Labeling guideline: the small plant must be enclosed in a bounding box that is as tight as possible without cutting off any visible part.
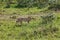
[20,31,27,36]
[49,27,59,33]
[7,33,12,36]
[41,13,55,24]
[33,31,37,35]
[5,3,10,8]
[2,10,5,12]
[10,16,16,19]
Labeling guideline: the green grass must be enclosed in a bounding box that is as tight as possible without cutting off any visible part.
[0,1,60,40]
[0,5,49,15]
[0,12,60,40]
[0,6,60,40]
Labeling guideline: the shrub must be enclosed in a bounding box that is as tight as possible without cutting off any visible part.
[41,13,55,24]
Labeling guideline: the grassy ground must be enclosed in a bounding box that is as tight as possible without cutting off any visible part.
[0,7,60,40]
[0,6,49,15]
